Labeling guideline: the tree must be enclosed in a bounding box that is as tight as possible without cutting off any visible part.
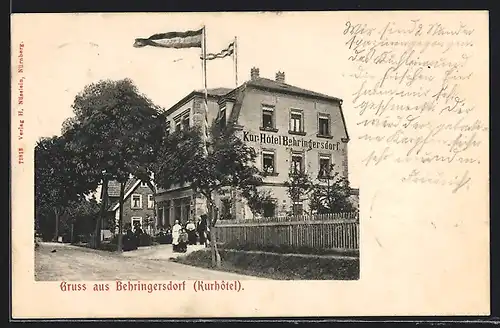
[35,136,98,241]
[240,188,274,218]
[63,78,166,250]
[64,196,101,242]
[283,167,315,215]
[154,122,266,267]
[310,164,357,214]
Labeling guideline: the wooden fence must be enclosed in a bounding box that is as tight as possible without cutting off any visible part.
[215,212,359,251]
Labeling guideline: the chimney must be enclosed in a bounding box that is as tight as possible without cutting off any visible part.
[250,67,260,80]
[275,71,285,83]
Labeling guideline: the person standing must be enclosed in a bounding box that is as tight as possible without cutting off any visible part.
[171,220,181,252]
[198,214,209,247]
[185,220,196,245]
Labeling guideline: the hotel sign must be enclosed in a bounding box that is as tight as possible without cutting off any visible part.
[242,131,341,151]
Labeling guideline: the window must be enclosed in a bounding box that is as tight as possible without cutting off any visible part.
[174,199,182,222]
[262,150,276,174]
[182,114,190,130]
[157,207,164,227]
[291,153,304,173]
[182,197,191,222]
[318,114,331,136]
[140,181,148,187]
[163,200,171,227]
[319,155,332,178]
[292,202,303,215]
[263,201,276,218]
[290,110,304,133]
[131,217,142,230]
[261,105,275,130]
[175,119,181,132]
[147,194,154,209]
[221,198,233,220]
[219,107,226,129]
[131,194,142,209]
[166,121,171,135]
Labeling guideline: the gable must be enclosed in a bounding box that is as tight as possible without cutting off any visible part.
[109,179,140,211]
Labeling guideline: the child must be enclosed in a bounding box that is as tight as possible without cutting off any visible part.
[177,229,189,253]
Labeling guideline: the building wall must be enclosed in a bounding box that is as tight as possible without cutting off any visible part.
[154,86,350,222]
[155,188,196,227]
[236,87,348,180]
[113,183,155,232]
[155,94,221,226]
[229,87,349,216]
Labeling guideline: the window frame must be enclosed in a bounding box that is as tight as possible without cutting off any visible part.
[292,201,304,215]
[317,113,332,138]
[220,197,233,220]
[131,194,143,209]
[163,200,171,226]
[260,105,278,132]
[291,151,304,173]
[289,108,306,135]
[219,106,227,129]
[166,121,171,135]
[262,149,277,175]
[174,119,182,132]
[147,194,154,209]
[181,113,190,131]
[318,154,332,178]
[262,199,277,218]
[173,198,182,222]
[131,216,143,229]
[182,197,191,222]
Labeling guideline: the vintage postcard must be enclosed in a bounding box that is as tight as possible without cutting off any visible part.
[11,11,489,318]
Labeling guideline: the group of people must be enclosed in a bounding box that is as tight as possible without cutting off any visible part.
[171,214,210,253]
[121,222,145,251]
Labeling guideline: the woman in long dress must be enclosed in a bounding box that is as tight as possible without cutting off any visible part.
[197,215,208,247]
[171,220,182,252]
[185,220,197,245]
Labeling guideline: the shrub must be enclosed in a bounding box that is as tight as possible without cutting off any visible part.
[221,241,359,257]
[176,249,360,280]
[154,233,172,244]
[62,234,72,243]
[107,232,154,250]
[74,234,90,244]
[109,233,138,251]
[99,242,118,252]
[138,233,153,247]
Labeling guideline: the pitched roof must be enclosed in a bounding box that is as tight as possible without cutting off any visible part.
[103,177,144,211]
[165,88,233,117]
[226,77,348,140]
[167,76,348,138]
[109,178,145,212]
[246,77,342,102]
[227,84,248,124]
[195,87,233,97]
[107,178,138,198]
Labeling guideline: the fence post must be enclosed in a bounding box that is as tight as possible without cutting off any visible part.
[214,212,359,251]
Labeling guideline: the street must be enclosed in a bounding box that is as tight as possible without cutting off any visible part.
[35,242,264,281]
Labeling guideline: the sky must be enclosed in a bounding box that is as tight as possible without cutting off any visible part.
[10,12,491,316]
[14,12,363,187]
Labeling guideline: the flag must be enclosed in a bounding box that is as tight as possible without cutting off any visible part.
[133,28,203,49]
[201,42,234,60]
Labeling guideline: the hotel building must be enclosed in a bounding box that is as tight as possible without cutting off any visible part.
[155,67,350,226]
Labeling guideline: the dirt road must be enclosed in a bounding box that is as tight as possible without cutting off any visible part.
[35,242,264,281]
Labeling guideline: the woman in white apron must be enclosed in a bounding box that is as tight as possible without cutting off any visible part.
[171,220,182,252]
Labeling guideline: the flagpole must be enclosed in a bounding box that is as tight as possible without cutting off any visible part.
[201,26,209,155]
[233,36,238,87]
